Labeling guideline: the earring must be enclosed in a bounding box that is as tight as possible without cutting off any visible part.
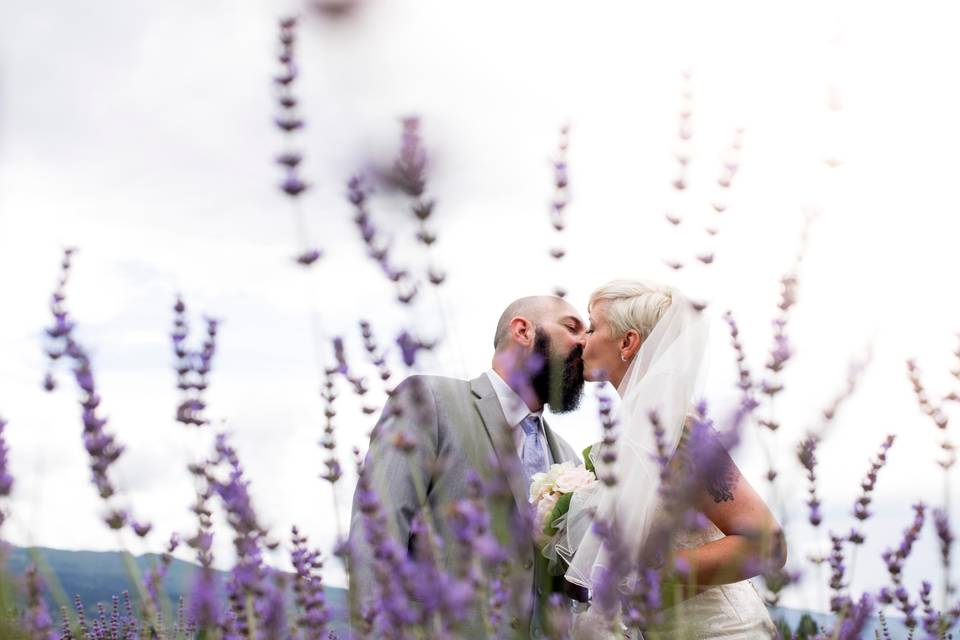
[621,354,627,362]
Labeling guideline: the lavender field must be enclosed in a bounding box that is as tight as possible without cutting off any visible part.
[1,0,959,638]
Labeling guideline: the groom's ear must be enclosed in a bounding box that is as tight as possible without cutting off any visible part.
[509,316,535,346]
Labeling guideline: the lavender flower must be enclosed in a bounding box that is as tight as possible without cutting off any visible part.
[879,503,926,628]
[392,116,428,198]
[273,14,326,272]
[882,503,925,586]
[797,435,822,527]
[257,568,288,639]
[319,371,343,485]
[310,0,362,19]
[359,319,395,397]
[392,116,446,288]
[849,434,895,544]
[837,593,874,640]
[144,533,179,611]
[766,318,792,376]
[347,174,419,303]
[274,16,309,200]
[722,310,754,394]
[22,563,55,639]
[671,72,693,193]
[933,507,955,596]
[291,526,331,640]
[42,249,150,536]
[906,359,955,470]
[296,248,323,265]
[548,124,571,298]
[584,385,618,487]
[486,565,509,633]
[172,296,219,427]
[188,560,221,632]
[207,434,271,634]
[0,417,11,529]
[396,330,433,368]
[827,531,852,613]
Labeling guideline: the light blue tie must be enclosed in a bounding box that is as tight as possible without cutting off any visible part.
[520,414,548,483]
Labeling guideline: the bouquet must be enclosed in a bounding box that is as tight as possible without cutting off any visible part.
[529,445,599,571]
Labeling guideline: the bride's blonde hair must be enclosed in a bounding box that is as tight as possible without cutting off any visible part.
[588,279,673,342]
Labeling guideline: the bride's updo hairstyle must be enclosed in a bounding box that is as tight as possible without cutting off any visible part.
[588,279,673,343]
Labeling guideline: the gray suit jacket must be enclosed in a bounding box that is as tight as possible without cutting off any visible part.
[348,373,580,638]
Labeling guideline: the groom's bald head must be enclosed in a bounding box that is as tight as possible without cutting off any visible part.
[493,295,580,351]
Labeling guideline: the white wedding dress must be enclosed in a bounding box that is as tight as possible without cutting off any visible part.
[640,511,777,639]
[565,460,777,640]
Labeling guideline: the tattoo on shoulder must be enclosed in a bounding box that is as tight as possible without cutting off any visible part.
[706,462,737,503]
[677,424,740,503]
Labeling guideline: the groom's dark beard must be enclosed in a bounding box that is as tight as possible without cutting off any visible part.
[531,328,585,413]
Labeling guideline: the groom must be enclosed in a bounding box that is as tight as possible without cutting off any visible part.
[348,295,587,638]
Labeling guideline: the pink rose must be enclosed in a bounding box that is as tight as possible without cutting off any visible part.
[534,492,560,545]
[553,464,596,494]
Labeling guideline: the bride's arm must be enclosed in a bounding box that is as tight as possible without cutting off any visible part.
[667,446,786,598]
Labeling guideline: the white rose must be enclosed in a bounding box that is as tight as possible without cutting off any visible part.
[529,461,575,501]
[529,472,550,502]
[553,464,596,494]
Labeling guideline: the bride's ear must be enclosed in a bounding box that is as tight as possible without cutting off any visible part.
[620,330,641,361]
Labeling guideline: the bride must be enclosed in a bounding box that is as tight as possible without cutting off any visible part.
[560,279,785,639]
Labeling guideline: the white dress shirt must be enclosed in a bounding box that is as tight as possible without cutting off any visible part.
[484,369,553,464]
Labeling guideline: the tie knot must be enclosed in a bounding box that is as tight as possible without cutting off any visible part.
[520,414,540,436]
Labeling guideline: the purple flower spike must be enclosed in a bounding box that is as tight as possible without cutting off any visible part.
[291,526,331,639]
[346,173,422,300]
[274,14,324,262]
[837,593,874,640]
[392,116,428,197]
[0,417,13,510]
[906,359,956,471]
[548,124,571,295]
[281,172,309,196]
[207,432,271,633]
[722,311,755,401]
[172,297,219,428]
[797,435,821,527]
[43,249,149,536]
[310,0,362,19]
[396,330,427,368]
[295,248,323,266]
[23,564,54,639]
[933,508,955,590]
[275,151,303,168]
[849,434,896,544]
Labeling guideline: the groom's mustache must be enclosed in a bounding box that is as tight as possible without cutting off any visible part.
[568,345,584,374]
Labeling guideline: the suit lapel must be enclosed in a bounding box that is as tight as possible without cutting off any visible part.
[541,417,566,464]
[470,374,531,511]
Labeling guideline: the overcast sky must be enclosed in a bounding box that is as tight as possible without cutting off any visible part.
[2,0,959,614]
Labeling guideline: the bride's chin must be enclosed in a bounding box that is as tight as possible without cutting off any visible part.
[583,367,609,383]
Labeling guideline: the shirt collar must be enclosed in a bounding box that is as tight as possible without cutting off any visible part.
[484,369,540,428]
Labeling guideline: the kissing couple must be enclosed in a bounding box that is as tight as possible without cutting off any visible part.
[348,279,787,639]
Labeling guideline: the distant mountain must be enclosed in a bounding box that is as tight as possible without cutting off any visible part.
[769,604,917,640]
[1,547,936,639]
[3,546,349,637]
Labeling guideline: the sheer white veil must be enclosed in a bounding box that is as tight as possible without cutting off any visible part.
[564,287,710,590]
